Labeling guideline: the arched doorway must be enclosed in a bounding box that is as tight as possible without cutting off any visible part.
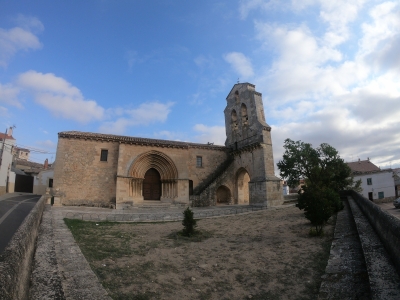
[237,168,250,204]
[143,168,161,200]
[216,185,231,205]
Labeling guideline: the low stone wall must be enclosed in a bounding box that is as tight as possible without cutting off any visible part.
[345,190,400,276]
[283,194,297,203]
[0,195,46,300]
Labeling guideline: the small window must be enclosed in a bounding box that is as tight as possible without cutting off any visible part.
[378,192,384,199]
[367,178,372,185]
[48,178,53,188]
[196,156,202,167]
[100,149,108,161]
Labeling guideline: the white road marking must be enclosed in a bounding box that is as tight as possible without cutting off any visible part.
[0,197,38,225]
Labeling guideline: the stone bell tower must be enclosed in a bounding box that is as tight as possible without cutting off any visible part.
[224,83,283,206]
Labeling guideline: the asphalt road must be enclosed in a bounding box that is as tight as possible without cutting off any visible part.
[0,193,41,254]
[376,201,400,220]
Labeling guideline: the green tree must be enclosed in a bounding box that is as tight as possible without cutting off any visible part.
[277,139,360,234]
[182,207,197,237]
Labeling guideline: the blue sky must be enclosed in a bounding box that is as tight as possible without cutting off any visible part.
[1,0,399,171]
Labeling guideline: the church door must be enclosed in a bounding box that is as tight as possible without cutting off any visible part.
[143,168,162,200]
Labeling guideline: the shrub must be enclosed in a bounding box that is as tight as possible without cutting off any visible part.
[182,207,197,237]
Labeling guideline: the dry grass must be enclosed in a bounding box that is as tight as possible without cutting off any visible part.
[65,205,334,300]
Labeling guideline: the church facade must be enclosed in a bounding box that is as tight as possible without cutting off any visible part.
[53,83,283,209]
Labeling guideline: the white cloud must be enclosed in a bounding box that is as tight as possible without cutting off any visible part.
[0,16,43,67]
[0,106,8,117]
[17,70,105,123]
[193,124,225,145]
[36,139,57,149]
[224,52,254,79]
[237,1,400,172]
[0,83,22,108]
[99,102,174,134]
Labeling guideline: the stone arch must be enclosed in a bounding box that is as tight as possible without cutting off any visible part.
[128,150,178,201]
[129,150,178,180]
[236,168,250,204]
[241,103,248,125]
[231,109,238,130]
[216,185,231,205]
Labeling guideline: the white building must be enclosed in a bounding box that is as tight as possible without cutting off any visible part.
[347,159,396,202]
[0,127,16,195]
[33,168,54,195]
[13,147,30,161]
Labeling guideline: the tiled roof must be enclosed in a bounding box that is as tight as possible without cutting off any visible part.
[347,160,380,173]
[0,133,15,140]
[15,147,30,152]
[15,158,50,169]
[58,131,228,151]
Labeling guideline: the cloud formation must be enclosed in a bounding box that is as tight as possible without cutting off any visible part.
[236,0,400,170]
[99,102,175,134]
[224,52,254,79]
[17,70,105,123]
[0,15,43,67]
[193,124,226,145]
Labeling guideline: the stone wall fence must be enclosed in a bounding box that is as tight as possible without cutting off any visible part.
[344,190,400,276]
[0,195,47,300]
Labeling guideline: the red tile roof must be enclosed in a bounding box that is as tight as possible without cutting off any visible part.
[347,160,380,173]
[0,133,15,140]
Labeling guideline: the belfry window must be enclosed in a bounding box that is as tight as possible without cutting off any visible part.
[100,149,108,161]
[241,103,248,125]
[231,109,238,130]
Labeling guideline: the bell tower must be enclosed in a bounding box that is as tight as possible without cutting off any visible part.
[224,83,283,206]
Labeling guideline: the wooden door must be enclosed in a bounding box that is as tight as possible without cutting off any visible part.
[143,168,161,200]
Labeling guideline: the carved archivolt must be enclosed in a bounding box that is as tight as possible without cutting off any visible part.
[128,150,179,199]
[129,150,178,180]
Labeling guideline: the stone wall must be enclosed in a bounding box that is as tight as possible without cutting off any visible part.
[191,160,235,207]
[345,190,400,276]
[55,135,230,208]
[0,196,46,300]
[54,138,119,207]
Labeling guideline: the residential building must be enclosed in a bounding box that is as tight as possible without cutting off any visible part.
[0,127,16,195]
[347,159,396,202]
[13,147,30,161]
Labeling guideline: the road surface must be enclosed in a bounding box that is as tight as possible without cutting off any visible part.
[0,193,41,254]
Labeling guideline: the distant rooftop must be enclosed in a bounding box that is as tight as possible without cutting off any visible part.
[347,159,381,174]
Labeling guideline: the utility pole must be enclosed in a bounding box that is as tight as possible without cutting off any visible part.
[0,128,6,168]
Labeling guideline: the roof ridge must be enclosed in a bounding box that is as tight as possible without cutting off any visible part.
[58,131,228,151]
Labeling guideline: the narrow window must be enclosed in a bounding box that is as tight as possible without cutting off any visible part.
[189,180,193,195]
[378,191,384,199]
[367,178,372,185]
[100,149,108,161]
[196,156,202,167]
[48,178,53,188]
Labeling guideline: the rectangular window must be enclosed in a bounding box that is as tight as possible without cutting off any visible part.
[367,178,372,185]
[196,156,202,167]
[100,149,108,162]
[48,178,53,188]
[378,192,384,199]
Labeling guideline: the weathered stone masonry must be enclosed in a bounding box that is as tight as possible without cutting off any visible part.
[53,83,283,208]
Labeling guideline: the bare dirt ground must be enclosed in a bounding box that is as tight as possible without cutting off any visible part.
[66,205,334,300]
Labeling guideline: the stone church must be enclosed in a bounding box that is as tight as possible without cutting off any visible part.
[53,83,283,209]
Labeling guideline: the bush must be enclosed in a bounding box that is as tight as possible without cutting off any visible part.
[297,186,342,235]
[182,207,197,237]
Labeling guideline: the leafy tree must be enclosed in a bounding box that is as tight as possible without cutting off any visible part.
[182,207,197,237]
[277,139,360,235]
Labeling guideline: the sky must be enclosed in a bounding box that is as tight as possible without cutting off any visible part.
[0,0,399,172]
